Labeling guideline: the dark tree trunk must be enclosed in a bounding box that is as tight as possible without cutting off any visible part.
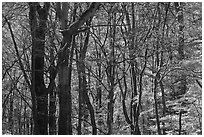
[29,2,50,135]
[174,3,186,134]
[178,111,182,135]
[30,117,33,134]
[153,77,161,135]
[122,4,142,134]
[75,40,86,135]
[48,36,57,135]
[174,2,187,98]
[76,46,82,134]
[154,44,162,135]
[77,26,97,134]
[106,10,117,135]
[57,2,100,135]
[58,32,73,135]
[48,91,56,135]
[56,2,72,135]
[19,97,22,134]
[77,66,82,135]
[96,51,102,109]
[95,43,103,132]
[160,4,169,126]
[8,91,13,134]
[152,4,163,135]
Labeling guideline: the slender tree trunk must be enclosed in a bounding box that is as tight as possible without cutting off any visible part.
[160,4,169,124]
[95,44,103,132]
[48,37,57,135]
[178,111,182,135]
[118,56,135,133]
[107,84,114,135]
[96,50,102,109]
[48,91,56,135]
[131,4,138,132]
[174,2,187,98]
[8,91,13,134]
[106,10,116,135]
[152,4,162,135]
[26,117,30,134]
[154,51,161,135]
[23,101,26,134]
[174,3,186,135]
[19,97,22,134]
[76,63,82,135]
[29,2,50,134]
[77,24,97,134]
[29,3,38,134]
[153,76,161,135]
[30,117,33,134]
[75,6,82,135]
[76,38,87,135]
[159,52,166,134]
[57,2,100,135]
[78,3,100,135]
[122,4,141,134]
[154,44,161,135]
[76,48,82,134]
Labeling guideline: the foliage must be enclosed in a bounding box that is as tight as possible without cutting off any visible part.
[2,2,202,135]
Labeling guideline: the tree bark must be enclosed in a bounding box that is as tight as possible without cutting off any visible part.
[76,24,97,134]
[122,4,141,134]
[174,3,186,135]
[178,111,182,135]
[58,32,73,135]
[48,38,57,135]
[106,10,116,135]
[57,2,100,135]
[29,2,50,134]
[153,76,161,135]
[8,91,13,134]
[76,51,83,134]
[174,2,187,98]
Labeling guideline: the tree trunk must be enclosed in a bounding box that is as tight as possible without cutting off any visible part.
[174,2,187,98]
[57,3,100,134]
[96,50,102,109]
[77,65,83,135]
[19,96,22,134]
[76,37,88,135]
[106,10,116,135]
[76,25,97,134]
[118,58,135,134]
[29,2,50,134]
[153,47,161,135]
[48,34,57,135]
[159,52,167,134]
[8,91,13,134]
[122,4,142,134]
[178,111,182,135]
[48,91,56,135]
[58,32,73,135]
[153,76,161,135]
[57,2,72,134]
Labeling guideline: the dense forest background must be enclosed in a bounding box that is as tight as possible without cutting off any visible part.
[2,2,202,135]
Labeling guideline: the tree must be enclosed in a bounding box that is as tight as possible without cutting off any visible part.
[56,2,100,135]
[29,2,50,134]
